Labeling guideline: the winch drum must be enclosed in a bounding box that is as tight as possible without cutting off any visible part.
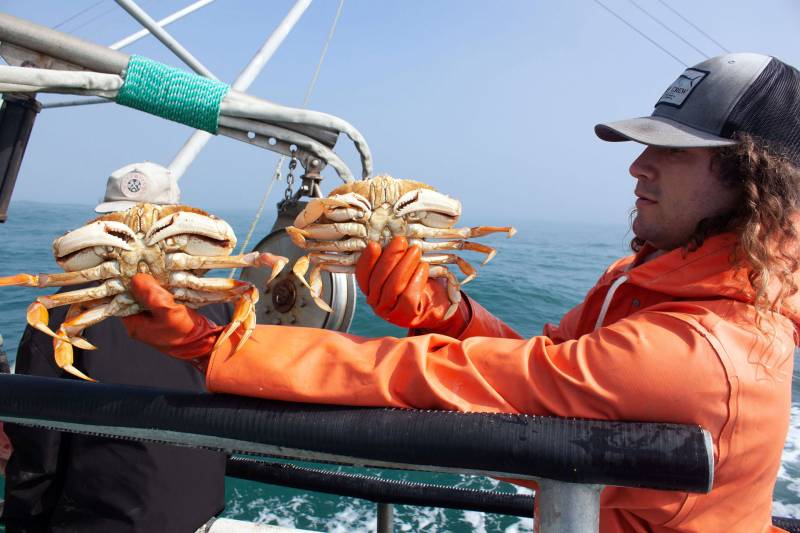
[239,202,356,332]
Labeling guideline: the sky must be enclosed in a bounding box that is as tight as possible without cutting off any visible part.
[1,0,799,227]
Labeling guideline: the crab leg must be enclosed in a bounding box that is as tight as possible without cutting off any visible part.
[166,252,287,283]
[406,224,516,240]
[306,263,355,312]
[422,254,477,285]
[52,299,107,351]
[0,273,42,287]
[36,280,127,309]
[310,252,360,265]
[166,279,256,354]
[286,223,367,248]
[169,272,253,292]
[0,262,124,289]
[428,266,462,320]
[169,275,264,348]
[171,287,248,306]
[54,294,139,382]
[292,238,368,253]
[25,301,78,346]
[290,252,358,290]
[24,280,126,349]
[38,262,122,287]
[212,284,259,353]
[409,239,498,265]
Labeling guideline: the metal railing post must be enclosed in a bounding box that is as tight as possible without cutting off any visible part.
[377,502,393,533]
[536,479,603,533]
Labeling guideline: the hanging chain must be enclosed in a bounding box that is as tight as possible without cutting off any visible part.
[283,148,298,202]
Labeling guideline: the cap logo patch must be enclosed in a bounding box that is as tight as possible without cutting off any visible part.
[121,172,148,199]
[656,68,708,108]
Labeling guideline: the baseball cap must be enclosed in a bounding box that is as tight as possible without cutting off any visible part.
[595,52,800,165]
[95,161,180,213]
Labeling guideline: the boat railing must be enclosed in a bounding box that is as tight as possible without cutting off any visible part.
[0,373,717,532]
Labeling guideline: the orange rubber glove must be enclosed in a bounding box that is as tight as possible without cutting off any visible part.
[355,236,470,337]
[123,273,223,362]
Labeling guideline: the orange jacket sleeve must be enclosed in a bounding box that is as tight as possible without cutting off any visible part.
[452,292,583,344]
[205,307,729,438]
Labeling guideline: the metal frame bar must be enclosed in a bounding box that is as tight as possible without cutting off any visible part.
[114,0,216,78]
[0,13,128,73]
[168,0,313,180]
[110,0,216,50]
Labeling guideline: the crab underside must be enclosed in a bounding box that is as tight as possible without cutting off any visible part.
[285,174,515,317]
[0,203,287,381]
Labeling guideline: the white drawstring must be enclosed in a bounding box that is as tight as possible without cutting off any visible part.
[594,275,629,330]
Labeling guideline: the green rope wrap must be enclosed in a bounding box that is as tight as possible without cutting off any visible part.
[116,55,229,133]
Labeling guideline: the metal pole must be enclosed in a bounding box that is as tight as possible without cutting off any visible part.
[0,13,129,74]
[168,0,313,181]
[536,479,603,533]
[114,0,216,79]
[42,97,111,109]
[377,503,393,533]
[230,0,312,92]
[110,0,216,50]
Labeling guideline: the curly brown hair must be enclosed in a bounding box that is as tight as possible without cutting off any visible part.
[631,134,800,320]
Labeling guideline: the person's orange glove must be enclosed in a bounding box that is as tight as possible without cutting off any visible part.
[355,236,470,337]
[123,273,223,361]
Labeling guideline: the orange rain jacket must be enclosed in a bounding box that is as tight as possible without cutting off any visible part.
[205,232,797,532]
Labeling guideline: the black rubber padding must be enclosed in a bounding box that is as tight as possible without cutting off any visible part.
[0,374,712,492]
[774,516,800,533]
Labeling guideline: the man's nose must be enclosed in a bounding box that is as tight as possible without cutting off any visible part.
[629,147,654,182]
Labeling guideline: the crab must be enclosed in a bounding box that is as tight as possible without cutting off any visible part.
[0,203,287,382]
[285,174,515,318]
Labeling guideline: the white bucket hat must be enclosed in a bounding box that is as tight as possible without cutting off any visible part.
[95,161,180,213]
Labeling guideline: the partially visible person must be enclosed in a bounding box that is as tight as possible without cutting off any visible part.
[1,163,229,533]
[123,53,800,532]
[0,334,12,475]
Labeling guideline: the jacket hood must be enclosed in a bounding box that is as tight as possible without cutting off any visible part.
[610,232,800,326]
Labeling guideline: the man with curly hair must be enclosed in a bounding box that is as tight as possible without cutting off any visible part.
[123,53,800,532]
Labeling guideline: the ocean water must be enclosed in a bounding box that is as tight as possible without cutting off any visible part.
[0,200,798,532]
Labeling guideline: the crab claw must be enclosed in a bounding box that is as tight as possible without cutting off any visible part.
[395,188,462,229]
[54,220,134,271]
[293,194,371,228]
[255,253,288,283]
[293,197,349,228]
[147,211,237,256]
[54,335,96,382]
